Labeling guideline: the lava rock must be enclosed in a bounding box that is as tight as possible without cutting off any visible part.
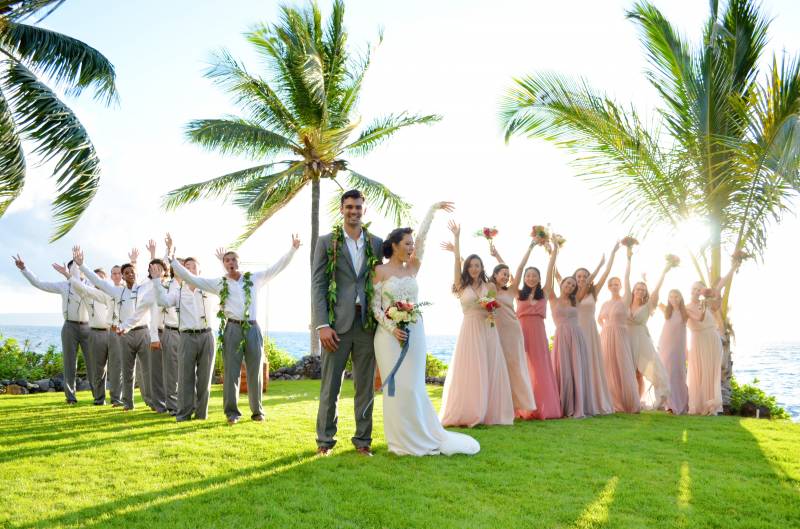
[76,378,92,391]
[14,378,28,387]
[5,384,28,395]
[740,401,758,417]
[35,379,51,391]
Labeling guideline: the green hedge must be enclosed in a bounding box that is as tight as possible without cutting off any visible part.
[213,337,296,377]
[0,334,85,380]
[729,376,789,419]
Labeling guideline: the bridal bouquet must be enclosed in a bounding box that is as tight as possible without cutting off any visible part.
[665,254,680,267]
[551,233,566,248]
[621,235,639,248]
[478,291,500,327]
[531,225,550,245]
[475,226,498,249]
[385,300,430,331]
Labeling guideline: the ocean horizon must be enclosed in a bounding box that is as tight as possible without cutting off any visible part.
[2,323,797,421]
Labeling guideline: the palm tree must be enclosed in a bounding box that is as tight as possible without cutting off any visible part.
[501,0,800,403]
[163,0,440,354]
[0,0,117,240]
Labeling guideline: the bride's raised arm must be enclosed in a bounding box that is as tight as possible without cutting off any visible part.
[411,201,454,272]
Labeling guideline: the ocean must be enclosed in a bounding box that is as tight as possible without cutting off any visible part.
[2,324,797,420]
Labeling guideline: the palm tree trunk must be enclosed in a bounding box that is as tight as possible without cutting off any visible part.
[309,176,321,356]
[709,213,732,407]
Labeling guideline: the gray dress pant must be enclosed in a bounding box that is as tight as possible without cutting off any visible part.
[108,333,123,406]
[148,330,167,413]
[315,320,376,449]
[161,327,181,413]
[222,321,264,420]
[176,330,215,421]
[61,321,91,403]
[88,328,110,404]
[136,341,152,407]
[121,327,150,410]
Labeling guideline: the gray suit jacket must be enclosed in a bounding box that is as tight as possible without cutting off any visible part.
[312,230,384,335]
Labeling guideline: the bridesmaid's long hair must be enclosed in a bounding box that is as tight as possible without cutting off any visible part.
[664,289,688,322]
[453,254,488,294]
[574,267,597,298]
[560,276,578,307]
[490,264,510,290]
[519,266,544,301]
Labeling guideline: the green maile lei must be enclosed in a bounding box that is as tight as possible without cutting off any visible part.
[325,223,379,330]
[217,271,254,357]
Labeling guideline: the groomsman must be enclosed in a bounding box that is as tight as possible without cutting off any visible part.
[150,237,181,415]
[171,235,300,425]
[151,244,216,421]
[144,241,168,414]
[74,247,160,411]
[12,254,91,404]
[106,265,125,406]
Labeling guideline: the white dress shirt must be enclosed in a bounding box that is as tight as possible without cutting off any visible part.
[70,277,113,329]
[152,278,215,331]
[80,264,159,342]
[20,268,89,323]
[171,247,296,321]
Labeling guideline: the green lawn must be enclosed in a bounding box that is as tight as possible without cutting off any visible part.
[1,381,798,529]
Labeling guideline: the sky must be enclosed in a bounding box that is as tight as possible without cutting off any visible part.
[1,0,799,352]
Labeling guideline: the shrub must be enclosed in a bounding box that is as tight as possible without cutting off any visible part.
[729,376,789,420]
[0,335,80,380]
[425,353,447,378]
[265,339,296,372]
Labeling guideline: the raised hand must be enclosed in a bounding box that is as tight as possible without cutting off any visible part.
[599,254,606,268]
[440,241,455,253]
[149,262,164,279]
[215,247,226,262]
[612,240,621,254]
[72,245,84,267]
[447,220,460,237]
[146,239,157,259]
[165,232,173,252]
[291,233,302,249]
[437,201,456,213]
[489,243,499,259]
[11,254,25,270]
[52,262,69,278]
[128,248,139,264]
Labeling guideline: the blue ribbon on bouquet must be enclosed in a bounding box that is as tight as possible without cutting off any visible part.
[361,327,411,419]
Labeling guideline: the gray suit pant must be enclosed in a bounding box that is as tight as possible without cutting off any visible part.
[88,328,110,404]
[161,327,181,413]
[107,333,123,405]
[223,322,264,420]
[177,330,215,421]
[316,321,376,449]
[61,321,91,403]
[121,328,150,409]
[148,330,167,412]
[136,340,152,407]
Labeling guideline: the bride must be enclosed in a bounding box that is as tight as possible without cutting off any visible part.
[371,201,480,456]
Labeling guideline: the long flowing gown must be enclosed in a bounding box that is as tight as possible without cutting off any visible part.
[658,310,689,415]
[440,282,515,427]
[373,276,480,455]
[495,289,537,417]
[551,300,592,418]
[577,295,614,415]
[598,296,640,413]
[517,297,562,419]
[627,304,671,408]
[687,307,723,416]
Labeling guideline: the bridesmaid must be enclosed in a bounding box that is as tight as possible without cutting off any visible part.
[573,242,621,415]
[658,290,690,415]
[438,221,514,427]
[498,241,561,419]
[598,274,640,413]
[686,259,739,415]
[544,238,591,418]
[488,245,537,419]
[626,246,673,409]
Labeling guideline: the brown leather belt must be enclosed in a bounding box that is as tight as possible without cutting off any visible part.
[181,328,211,334]
[227,319,257,325]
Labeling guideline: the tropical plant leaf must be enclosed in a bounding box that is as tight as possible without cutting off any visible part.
[0,21,117,103]
[343,169,412,225]
[185,117,298,159]
[345,112,441,156]
[2,61,100,240]
[233,170,307,247]
[0,87,25,216]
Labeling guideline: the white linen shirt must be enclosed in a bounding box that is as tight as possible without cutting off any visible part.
[70,277,113,329]
[152,278,215,331]
[345,229,366,304]
[20,268,89,323]
[171,247,296,321]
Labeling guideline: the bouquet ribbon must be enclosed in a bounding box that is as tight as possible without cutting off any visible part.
[361,327,412,418]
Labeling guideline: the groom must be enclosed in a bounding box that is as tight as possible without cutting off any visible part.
[312,189,383,456]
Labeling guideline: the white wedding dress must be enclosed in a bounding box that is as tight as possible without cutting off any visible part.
[372,274,480,456]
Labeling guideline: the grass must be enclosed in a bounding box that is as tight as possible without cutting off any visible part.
[1,381,798,529]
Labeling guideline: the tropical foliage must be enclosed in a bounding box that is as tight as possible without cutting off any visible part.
[0,0,117,240]
[163,0,440,253]
[501,0,800,330]
[729,375,789,419]
[0,334,81,380]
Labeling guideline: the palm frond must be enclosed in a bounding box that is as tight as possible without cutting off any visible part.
[184,117,298,159]
[0,87,25,215]
[232,170,307,247]
[344,112,441,156]
[232,161,305,211]
[343,169,412,225]
[161,162,291,211]
[0,1,63,22]
[2,61,100,240]
[0,22,117,104]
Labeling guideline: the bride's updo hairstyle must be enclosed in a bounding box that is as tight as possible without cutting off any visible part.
[383,227,413,259]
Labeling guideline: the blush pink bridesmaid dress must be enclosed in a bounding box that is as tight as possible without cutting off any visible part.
[550,300,590,418]
[598,297,640,413]
[517,296,562,419]
[439,283,515,427]
[495,289,537,418]
[577,295,614,415]
[687,307,723,415]
[658,309,689,415]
